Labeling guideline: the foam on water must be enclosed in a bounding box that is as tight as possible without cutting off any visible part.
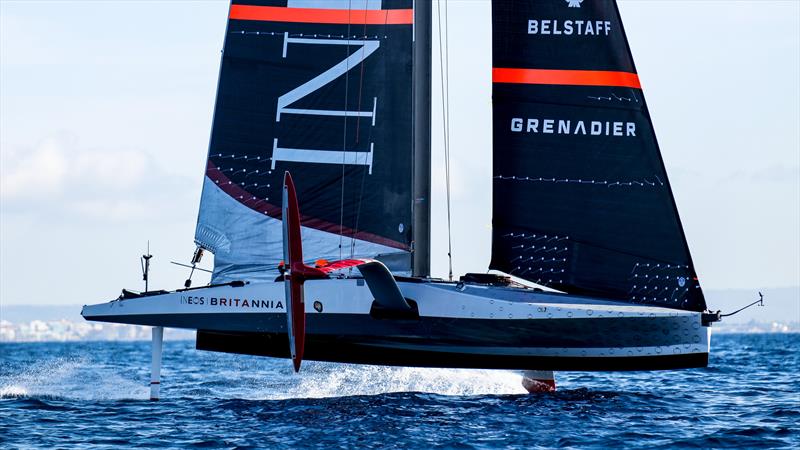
[1,357,84,399]
[0,343,526,401]
[270,365,528,399]
[0,355,147,401]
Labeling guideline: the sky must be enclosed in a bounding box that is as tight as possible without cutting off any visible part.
[1,0,798,310]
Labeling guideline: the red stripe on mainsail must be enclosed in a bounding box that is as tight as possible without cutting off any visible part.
[206,161,408,251]
[493,68,641,89]
[229,5,413,25]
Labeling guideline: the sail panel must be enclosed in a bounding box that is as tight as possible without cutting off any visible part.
[196,0,415,282]
[490,0,706,312]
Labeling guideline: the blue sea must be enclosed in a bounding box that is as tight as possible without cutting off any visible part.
[1,334,798,449]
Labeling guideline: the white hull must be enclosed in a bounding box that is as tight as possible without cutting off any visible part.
[82,278,711,371]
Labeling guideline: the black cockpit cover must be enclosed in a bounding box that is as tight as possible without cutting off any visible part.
[195,0,414,283]
[490,0,706,311]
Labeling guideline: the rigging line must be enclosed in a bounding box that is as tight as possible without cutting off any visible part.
[339,0,354,261]
[349,149,371,259]
[348,7,374,259]
[437,0,454,281]
[354,16,369,145]
[444,0,453,281]
[348,146,370,259]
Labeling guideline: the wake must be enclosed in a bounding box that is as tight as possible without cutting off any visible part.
[272,364,528,399]
[0,356,147,401]
[1,350,528,401]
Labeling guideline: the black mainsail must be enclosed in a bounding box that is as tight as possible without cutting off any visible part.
[490,0,706,312]
[195,0,417,283]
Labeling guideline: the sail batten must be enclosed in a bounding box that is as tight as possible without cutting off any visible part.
[490,0,706,312]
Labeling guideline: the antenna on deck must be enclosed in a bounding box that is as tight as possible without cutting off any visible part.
[183,246,205,288]
[141,241,153,292]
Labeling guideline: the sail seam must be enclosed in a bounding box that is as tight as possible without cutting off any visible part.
[494,175,664,188]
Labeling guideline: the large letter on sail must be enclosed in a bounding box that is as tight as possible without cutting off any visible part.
[272,35,380,172]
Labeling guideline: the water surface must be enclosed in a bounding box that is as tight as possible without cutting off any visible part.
[1,334,797,448]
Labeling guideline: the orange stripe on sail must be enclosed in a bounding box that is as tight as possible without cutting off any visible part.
[493,68,641,89]
[229,5,413,25]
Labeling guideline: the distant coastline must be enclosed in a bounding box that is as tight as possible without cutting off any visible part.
[711,320,799,334]
[0,318,194,342]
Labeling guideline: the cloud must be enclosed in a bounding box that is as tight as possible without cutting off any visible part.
[749,165,800,184]
[1,133,195,222]
[1,134,150,199]
[70,199,150,222]
[0,136,68,198]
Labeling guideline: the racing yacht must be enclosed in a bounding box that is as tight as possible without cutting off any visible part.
[83,0,719,399]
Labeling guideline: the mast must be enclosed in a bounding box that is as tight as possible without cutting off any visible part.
[412,0,432,277]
